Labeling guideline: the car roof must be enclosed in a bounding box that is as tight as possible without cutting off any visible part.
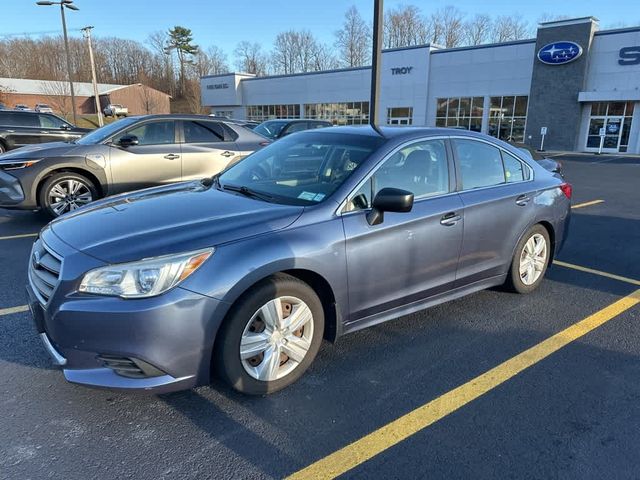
[315,125,489,140]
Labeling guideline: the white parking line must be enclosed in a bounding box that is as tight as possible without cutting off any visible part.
[0,233,38,241]
[0,305,29,316]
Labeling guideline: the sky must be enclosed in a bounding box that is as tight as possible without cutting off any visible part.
[3,0,639,60]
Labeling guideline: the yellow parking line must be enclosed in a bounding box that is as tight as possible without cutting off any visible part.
[554,260,640,286]
[571,199,604,209]
[0,233,38,241]
[286,290,640,480]
[0,305,29,316]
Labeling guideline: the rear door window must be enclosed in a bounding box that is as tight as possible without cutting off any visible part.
[502,151,529,182]
[39,114,66,129]
[183,121,225,143]
[453,138,506,190]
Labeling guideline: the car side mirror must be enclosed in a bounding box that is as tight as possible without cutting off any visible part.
[61,124,71,130]
[118,135,139,148]
[366,188,414,226]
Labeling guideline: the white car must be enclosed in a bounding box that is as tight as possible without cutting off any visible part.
[14,104,30,111]
[35,104,54,113]
[103,104,128,117]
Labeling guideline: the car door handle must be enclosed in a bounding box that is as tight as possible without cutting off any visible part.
[440,212,461,226]
[516,195,531,206]
[221,151,234,158]
[164,154,180,160]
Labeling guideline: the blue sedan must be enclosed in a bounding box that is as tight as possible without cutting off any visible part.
[27,127,571,394]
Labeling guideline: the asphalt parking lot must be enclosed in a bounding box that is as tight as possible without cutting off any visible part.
[1,152,639,479]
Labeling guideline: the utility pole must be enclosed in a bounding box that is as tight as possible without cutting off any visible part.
[37,0,79,125]
[369,0,383,131]
[82,26,103,126]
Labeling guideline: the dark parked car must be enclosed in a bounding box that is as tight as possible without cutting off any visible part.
[254,118,332,140]
[508,141,564,177]
[0,114,269,217]
[0,110,90,154]
[27,127,571,395]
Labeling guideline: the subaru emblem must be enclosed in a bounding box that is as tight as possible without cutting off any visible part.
[537,41,583,65]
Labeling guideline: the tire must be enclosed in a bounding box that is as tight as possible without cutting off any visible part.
[39,172,98,218]
[505,224,551,294]
[214,273,325,395]
[0,141,5,154]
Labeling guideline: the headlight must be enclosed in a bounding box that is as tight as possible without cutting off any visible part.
[79,248,213,298]
[0,159,42,170]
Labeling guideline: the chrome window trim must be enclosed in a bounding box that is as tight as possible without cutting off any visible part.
[336,135,451,216]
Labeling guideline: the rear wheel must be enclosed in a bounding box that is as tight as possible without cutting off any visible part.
[505,224,550,294]
[214,274,324,395]
[0,142,5,154]
[39,172,98,218]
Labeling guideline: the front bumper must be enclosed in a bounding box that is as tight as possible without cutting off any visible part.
[0,169,27,207]
[27,277,229,394]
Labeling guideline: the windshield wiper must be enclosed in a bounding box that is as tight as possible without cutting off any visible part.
[221,183,274,202]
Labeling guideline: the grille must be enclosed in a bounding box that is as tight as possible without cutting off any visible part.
[29,238,62,305]
[97,355,165,379]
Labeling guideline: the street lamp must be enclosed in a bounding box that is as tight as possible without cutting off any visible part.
[36,0,79,125]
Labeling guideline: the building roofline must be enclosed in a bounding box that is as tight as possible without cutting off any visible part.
[201,72,256,80]
[431,38,536,54]
[538,16,599,28]
[242,65,371,82]
[594,25,640,36]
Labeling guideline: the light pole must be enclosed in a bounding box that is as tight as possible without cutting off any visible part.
[81,26,103,126]
[369,0,383,131]
[36,0,79,125]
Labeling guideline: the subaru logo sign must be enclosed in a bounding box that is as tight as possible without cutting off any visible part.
[537,41,583,65]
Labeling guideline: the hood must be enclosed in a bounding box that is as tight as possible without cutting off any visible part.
[49,181,304,263]
[0,141,81,159]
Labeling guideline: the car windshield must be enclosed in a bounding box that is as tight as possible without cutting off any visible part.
[76,117,140,144]
[253,120,289,139]
[218,131,385,205]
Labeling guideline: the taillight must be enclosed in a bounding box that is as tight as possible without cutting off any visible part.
[560,183,572,199]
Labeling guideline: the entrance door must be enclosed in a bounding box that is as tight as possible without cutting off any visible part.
[586,117,625,153]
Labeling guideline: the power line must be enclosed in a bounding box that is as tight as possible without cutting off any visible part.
[0,28,83,38]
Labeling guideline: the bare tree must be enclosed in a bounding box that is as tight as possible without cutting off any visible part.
[183,78,207,114]
[234,41,268,76]
[313,43,340,71]
[40,81,73,119]
[335,6,371,67]
[491,15,531,43]
[464,13,492,45]
[439,6,466,48]
[384,5,427,48]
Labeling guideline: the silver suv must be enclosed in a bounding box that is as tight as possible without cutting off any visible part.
[0,114,269,217]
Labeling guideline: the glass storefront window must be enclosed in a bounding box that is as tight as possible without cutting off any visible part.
[387,107,413,125]
[436,96,483,132]
[304,102,369,125]
[246,104,300,122]
[488,96,528,142]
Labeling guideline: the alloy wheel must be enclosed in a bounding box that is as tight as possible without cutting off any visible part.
[240,296,314,381]
[47,179,93,216]
[519,233,547,286]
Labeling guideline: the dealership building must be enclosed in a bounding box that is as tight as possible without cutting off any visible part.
[201,17,640,153]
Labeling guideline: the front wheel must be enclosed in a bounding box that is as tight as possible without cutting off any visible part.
[505,224,551,294]
[39,172,98,218]
[214,274,324,395]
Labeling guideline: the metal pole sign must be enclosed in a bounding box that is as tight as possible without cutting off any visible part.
[597,127,606,155]
[540,127,547,151]
[369,0,383,131]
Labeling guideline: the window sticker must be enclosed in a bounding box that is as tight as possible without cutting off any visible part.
[313,193,325,201]
[298,191,317,201]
